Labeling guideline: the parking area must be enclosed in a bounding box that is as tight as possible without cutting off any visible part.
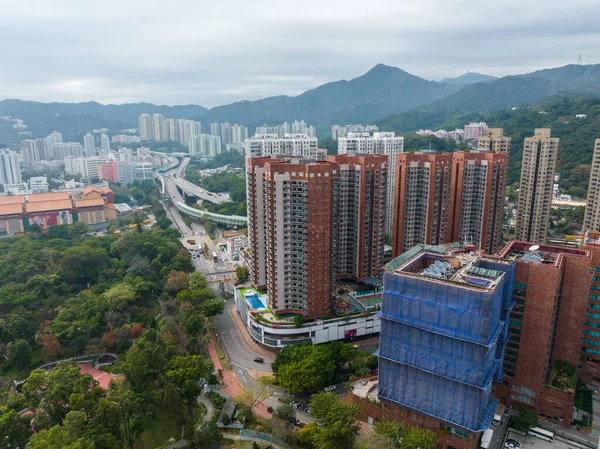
[505,430,581,449]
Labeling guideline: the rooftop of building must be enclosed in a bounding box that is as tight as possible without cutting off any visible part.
[385,244,510,292]
[497,241,590,267]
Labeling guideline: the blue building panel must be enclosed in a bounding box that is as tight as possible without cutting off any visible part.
[378,245,515,433]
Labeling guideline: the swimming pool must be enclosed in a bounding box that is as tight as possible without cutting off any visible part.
[244,291,267,310]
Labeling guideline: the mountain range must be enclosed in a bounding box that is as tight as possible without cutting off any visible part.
[440,72,497,85]
[1,63,600,142]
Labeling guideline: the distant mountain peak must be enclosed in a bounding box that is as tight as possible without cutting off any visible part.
[441,72,497,85]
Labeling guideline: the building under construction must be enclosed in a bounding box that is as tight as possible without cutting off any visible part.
[377,244,515,447]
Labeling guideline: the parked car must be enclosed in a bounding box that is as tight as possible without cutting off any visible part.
[504,439,520,449]
[254,357,264,363]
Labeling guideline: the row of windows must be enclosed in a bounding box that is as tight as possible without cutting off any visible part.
[588,312,600,319]
[583,338,600,347]
[584,329,600,337]
[515,282,528,289]
[508,319,522,328]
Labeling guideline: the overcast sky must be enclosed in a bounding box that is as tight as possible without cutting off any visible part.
[0,0,598,108]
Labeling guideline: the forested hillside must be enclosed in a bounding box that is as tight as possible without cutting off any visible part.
[0,218,226,448]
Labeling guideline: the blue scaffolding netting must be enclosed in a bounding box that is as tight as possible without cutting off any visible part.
[378,256,515,433]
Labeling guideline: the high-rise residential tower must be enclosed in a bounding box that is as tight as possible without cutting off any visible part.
[210,123,221,137]
[392,152,453,256]
[494,241,592,428]
[328,154,388,281]
[515,128,559,244]
[152,114,166,142]
[392,150,507,256]
[139,114,153,141]
[0,149,22,184]
[584,139,600,232]
[450,151,507,254]
[247,154,388,319]
[379,245,514,447]
[100,133,110,154]
[476,128,512,155]
[83,133,95,157]
[338,132,404,235]
[245,134,319,159]
[247,157,338,318]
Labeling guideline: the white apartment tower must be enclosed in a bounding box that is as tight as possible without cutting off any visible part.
[139,114,153,141]
[584,139,600,232]
[83,133,95,157]
[245,134,319,159]
[515,128,560,243]
[338,131,404,235]
[0,149,22,184]
[100,133,110,154]
[152,114,166,142]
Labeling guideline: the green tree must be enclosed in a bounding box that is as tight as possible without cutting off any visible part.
[374,420,403,443]
[400,426,437,449]
[307,391,362,449]
[509,408,539,432]
[103,283,136,311]
[7,338,32,368]
[165,355,213,413]
[188,421,222,449]
[0,409,32,449]
[157,217,173,229]
[23,362,94,428]
[189,272,208,290]
[60,245,109,288]
[236,266,249,283]
[108,386,153,449]
[29,422,95,449]
[200,298,225,319]
[275,404,296,423]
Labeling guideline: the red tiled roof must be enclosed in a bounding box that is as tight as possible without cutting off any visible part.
[0,195,25,205]
[75,198,105,208]
[26,199,73,213]
[27,192,70,203]
[0,203,24,215]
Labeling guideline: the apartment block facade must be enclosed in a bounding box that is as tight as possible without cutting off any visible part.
[476,128,512,155]
[247,155,387,319]
[493,241,592,427]
[515,128,559,244]
[328,154,388,281]
[245,134,318,159]
[392,152,453,256]
[583,139,600,232]
[450,151,507,254]
[392,150,507,256]
[338,132,404,235]
[378,244,515,448]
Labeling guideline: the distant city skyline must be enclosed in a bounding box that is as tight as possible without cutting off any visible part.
[0,0,598,106]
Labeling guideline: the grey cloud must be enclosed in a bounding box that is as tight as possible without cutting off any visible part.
[0,0,598,106]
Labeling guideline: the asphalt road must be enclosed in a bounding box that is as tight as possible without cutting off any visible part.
[215,297,275,372]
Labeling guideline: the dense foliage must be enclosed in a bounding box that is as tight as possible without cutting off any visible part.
[195,150,245,170]
[381,96,600,191]
[271,341,376,393]
[0,217,226,448]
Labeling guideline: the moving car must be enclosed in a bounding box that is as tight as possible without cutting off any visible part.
[254,357,264,363]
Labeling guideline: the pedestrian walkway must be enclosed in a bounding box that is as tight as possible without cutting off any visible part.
[206,340,272,420]
[228,304,277,359]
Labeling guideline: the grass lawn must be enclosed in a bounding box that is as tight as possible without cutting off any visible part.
[134,406,203,449]
[214,338,230,370]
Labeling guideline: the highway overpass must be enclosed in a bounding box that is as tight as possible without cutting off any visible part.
[175,201,247,227]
